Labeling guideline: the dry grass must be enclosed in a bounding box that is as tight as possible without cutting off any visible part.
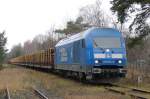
[0,65,132,98]
[28,71,106,95]
[0,67,105,92]
[116,68,150,91]
[64,94,129,99]
[0,68,27,90]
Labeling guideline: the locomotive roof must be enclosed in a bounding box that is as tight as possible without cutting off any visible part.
[55,27,121,47]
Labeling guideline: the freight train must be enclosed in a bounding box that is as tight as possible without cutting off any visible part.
[9,27,127,81]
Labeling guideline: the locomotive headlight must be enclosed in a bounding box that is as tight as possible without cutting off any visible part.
[106,49,110,52]
[95,60,99,64]
[118,60,122,64]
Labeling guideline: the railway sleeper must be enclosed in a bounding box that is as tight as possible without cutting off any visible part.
[129,94,149,99]
[105,87,125,95]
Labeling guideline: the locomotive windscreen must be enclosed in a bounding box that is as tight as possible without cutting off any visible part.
[93,37,121,48]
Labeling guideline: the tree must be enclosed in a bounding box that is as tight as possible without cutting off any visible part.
[8,44,23,58]
[0,31,7,64]
[79,0,109,28]
[111,0,150,45]
[55,17,89,35]
[23,40,33,54]
[46,26,57,47]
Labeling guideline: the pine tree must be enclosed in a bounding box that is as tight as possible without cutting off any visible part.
[111,0,150,46]
[0,31,7,65]
[55,17,89,35]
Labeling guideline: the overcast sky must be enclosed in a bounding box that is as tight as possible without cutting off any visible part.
[0,0,111,50]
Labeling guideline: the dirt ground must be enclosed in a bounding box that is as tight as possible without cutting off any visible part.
[0,65,131,99]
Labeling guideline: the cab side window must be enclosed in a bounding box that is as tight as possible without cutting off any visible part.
[73,40,80,63]
[82,39,85,48]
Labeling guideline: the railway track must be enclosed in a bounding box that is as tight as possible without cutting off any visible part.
[32,87,49,99]
[105,84,150,99]
[5,86,10,99]
[1,87,49,99]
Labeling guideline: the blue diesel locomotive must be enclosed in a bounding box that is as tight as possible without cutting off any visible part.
[55,27,127,80]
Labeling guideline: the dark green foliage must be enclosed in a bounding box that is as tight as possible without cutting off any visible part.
[9,44,23,58]
[127,25,150,48]
[111,0,150,47]
[0,31,7,64]
[111,0,131,24]
[127,37,144,48]
[111,0,150,24]
[55,17,89,35]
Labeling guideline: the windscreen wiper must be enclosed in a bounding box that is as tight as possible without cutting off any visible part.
[93,40,98,47]
[99,47,104,51]
[93,40,105,52]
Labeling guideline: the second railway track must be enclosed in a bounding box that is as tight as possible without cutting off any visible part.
[4,86,10,99]
[105,84,150,99]
[32,87,49,99]
[3,87,49,99]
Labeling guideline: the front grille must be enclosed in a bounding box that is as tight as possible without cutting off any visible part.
[101,69,119,73]
[94,65,123,69]
[102,60,115,64]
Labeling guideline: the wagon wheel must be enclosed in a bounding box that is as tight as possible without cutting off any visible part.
[78,72,86,82]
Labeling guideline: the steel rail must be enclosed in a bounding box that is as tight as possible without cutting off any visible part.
[6,86,10,99]
[33,88,48,99]
[105,85,150,99]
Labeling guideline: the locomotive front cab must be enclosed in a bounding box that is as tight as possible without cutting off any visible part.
[90,30,127,78]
